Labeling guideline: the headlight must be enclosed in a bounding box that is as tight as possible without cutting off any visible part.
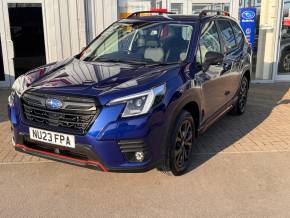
[108,84,166,117]
[11,75,26,96]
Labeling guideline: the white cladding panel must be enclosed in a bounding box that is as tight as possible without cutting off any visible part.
[43,0,87,62]
[85,0,118,43]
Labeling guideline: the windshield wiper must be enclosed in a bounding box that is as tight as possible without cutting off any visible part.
[145,62,180,67]
[93,58,145,65]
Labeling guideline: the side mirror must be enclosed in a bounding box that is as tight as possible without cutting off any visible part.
[203,51,224,72]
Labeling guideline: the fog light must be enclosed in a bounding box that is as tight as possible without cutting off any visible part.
[135,151,144,162]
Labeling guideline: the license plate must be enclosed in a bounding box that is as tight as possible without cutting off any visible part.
[29,127,75,148]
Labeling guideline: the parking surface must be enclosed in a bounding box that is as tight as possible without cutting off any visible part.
[0,83,290,217]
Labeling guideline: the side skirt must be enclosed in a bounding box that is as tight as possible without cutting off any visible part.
[197,96,238,135]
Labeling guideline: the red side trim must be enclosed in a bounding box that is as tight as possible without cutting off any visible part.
[15,144,108,172]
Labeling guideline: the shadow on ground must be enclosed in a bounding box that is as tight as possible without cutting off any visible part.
[189,82,290,173]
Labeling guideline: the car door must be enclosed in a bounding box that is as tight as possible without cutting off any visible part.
[216,19,243,103]
[195,20,226,120]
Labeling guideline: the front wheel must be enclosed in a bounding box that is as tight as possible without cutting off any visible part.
[230,76,249,115]
[162,111,195,176]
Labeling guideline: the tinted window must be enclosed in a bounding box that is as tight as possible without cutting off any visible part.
[217,20,236,52]
[231,21,244,46]
[197,21,221,63]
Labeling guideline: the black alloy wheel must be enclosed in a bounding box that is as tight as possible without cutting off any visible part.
[238,76,249,114]
[230,76,249,115]
[169,111,195,176]
[282,53,290,72]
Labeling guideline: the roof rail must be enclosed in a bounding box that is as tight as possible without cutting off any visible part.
[127,10,175,18]
[199,10,229,18]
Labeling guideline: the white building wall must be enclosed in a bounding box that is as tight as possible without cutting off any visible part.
[85,0,118,43]
[43,0,87,63]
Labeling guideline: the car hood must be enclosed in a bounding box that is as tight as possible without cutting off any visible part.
[13,58,178,105]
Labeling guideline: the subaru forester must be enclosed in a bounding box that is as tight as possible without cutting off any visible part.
[8,10,251,175]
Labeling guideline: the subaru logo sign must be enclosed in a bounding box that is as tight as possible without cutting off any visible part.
[46,98,63,110]
[241,10,255,20]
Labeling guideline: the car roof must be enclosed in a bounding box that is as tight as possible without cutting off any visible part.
[123,14,233,23]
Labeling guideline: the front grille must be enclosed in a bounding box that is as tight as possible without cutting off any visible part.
[21,91,100,135]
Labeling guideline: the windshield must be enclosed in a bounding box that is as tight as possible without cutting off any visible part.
[79,21,194,65]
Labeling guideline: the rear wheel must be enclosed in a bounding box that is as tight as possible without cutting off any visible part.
[230,76,249,115]
[278,49,290,73]
[281,52,290,72]
[161,110,195,176]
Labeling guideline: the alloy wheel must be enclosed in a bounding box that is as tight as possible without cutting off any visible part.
[238,78,248,113]
[283,54,290,72]
[174,119,193,171]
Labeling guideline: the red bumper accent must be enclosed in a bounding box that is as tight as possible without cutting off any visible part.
[15,144,108,172]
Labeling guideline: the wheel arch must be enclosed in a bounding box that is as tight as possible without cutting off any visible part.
[243,70,251,86]
[182,101,200,136]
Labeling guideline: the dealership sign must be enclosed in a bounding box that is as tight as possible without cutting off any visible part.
[240,8,257,46]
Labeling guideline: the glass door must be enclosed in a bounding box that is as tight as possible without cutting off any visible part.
[7,2,46,79]
[0,37,4,82]
[0,0,46,88]
[277,0,290,80]
[0,0,14,87]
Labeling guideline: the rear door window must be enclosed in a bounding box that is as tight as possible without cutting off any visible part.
[231,21,244,47]
[216,20,237,52]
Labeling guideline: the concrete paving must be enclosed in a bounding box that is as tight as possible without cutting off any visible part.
[0,83,290,217]
[1,152,290,217]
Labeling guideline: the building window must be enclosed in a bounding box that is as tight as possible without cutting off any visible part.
[171,3,183,14]
[118,0,163,19]
[0,37,4,81]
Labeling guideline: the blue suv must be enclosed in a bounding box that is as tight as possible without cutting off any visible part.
[8,10,251,175]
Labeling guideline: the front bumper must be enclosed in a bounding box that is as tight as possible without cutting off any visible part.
[15,144,108,172]
[9,96,167,172]
[13,131,159,172]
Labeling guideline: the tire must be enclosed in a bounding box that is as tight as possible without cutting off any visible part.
[230,76,249,116]
[160,110,195,176]
[279,51,290,73]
